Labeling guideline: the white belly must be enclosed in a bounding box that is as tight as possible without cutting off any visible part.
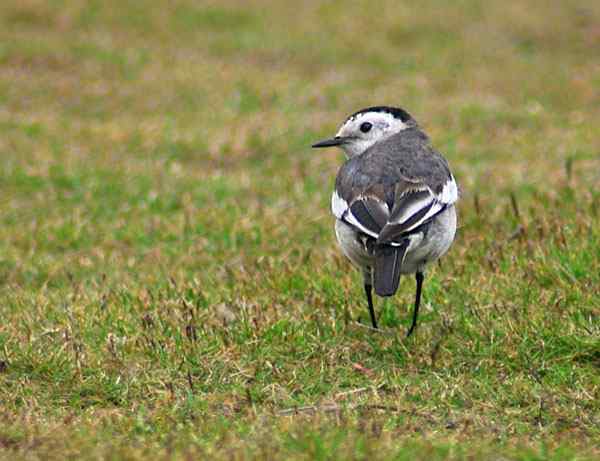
[401,205,456,273]
[335,218,373,270]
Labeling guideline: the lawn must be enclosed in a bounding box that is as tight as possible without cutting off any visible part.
[0,0,599,459]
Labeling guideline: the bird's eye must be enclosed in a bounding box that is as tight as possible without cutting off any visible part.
[360,122,372,133]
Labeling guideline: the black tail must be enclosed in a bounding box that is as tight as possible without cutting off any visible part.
[374,241,409,297]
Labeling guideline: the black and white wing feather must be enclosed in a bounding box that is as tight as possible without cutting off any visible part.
[332,175,458,244]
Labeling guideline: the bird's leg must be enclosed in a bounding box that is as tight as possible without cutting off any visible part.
[406,271,424,337]
[356,268,378,329]
[364,283,378,329]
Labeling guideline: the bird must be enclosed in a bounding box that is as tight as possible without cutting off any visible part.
[312,106,458,336]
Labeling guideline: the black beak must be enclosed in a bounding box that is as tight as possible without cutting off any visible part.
[311,136,346,148]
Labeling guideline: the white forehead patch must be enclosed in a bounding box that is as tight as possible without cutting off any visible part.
[336,111,409,138]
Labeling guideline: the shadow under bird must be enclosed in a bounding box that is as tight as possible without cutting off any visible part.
[312,106,458,336]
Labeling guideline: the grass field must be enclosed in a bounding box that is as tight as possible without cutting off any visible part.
[1,0,599,459]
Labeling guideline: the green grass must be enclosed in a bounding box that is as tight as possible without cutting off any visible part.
[0,0,599,459]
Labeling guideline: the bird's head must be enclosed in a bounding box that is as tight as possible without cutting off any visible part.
[312,106,417,157]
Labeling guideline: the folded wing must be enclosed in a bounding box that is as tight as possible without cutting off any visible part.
[332,175,458,246]
[332,175,458,296]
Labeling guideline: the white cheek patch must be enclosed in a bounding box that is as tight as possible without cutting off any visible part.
[336,112,411,158]
[342,139,372,158]
[387,118,409,132]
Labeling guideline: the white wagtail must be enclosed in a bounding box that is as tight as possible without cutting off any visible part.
[312,106,458,336]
